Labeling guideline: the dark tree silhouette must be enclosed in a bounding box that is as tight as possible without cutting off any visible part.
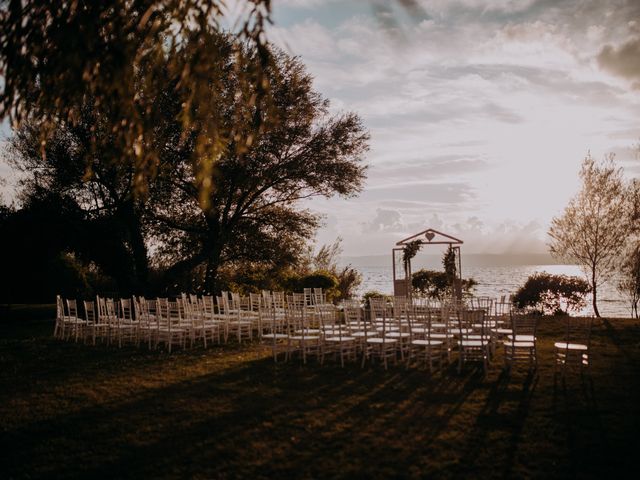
[8,105,150,292]
[0,1,275,198]
[149,42,369,292]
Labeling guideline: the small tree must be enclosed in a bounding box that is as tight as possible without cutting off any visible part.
[618,178,640,319]
[548,153,627,317]
[618,244,640,319]
[299,238,363,301]
[513,273,590,315]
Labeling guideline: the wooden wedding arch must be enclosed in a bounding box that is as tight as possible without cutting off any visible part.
[392,228,464,298]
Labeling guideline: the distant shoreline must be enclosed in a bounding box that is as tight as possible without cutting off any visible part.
[341,253,573,269]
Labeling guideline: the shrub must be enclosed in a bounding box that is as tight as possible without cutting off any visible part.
[513,272,590,315]
[334,266,363,302]
[361,290,391,306]
[411,269,477,299]
[283,270,340,301]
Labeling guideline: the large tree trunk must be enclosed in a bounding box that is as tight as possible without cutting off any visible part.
[205,246,223,295]
[120,201,149,293]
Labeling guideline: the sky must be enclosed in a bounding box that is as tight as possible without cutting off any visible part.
[267,0,640,256]
[1,0,639,259]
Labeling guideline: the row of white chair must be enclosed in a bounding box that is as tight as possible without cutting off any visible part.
[53,292,591,374]
[53,290,329,352]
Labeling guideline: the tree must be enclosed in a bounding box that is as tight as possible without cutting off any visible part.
[618,178,640,318]
[149,41,369,293]
[0,1,275,197]
[618,245,640,319]
[512,273,590,315]
[7,102,150,292]
[0,1,421,201]
[548,153,628,317]
[299,238,363,301]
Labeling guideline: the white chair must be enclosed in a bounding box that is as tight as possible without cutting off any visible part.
[286,299,322,364]
[362,298,398,369]
[503,314,538,372]
[65,298,86,342]
[223,294,253,343]
[456,309,491,374]
[319,304,356,367]
[53,295,73,339]
[83,300,103,345]
[155,298,186,352]
[554,316,593,379]
[260,299,290,362]
[407,301,447,373]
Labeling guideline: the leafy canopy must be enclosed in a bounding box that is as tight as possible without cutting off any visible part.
[149,38,369,292]
[548,153,627,317]
[513,273,590,315]
[0,0,274,199]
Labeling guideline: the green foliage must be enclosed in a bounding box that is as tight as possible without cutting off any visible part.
[334,266,363,302]
[8,104,150,292]
[513,273,590,315]
[442,246,457,281]
[149,41,368,293]
[411,269,476,299]
[300,270,339,290]
[361,290,391,305]
[0,1,275,198]
[299,238,362,301]
[402,240,422,266]
[279,270,340,301]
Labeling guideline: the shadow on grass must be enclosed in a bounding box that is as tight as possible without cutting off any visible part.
[2,315,640,479]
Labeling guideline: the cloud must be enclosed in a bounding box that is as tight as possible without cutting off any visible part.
[360,181,477,207]
[598,35,640,87]
[270,0,640,257]
[363,208,403,233]
[369,155,491,184]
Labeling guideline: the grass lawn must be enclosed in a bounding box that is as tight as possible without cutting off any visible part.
[1,306,639,479]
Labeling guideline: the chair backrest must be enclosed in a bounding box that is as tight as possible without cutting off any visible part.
[120,298,133,322]
[369,297,387,321]
[230,292,241,310]
[344,304,362,324]
[369,297,389,338]
[84,300,96,323]
[201,295,215,317]
[313,288,324,305]
[511,313,538,338]
[316,304,337,339]
[248,293,262,312]
[136,297,151,326]
[156,298,169,327]
[295,292,308,310]
[303,288,313,306]
[56,295,66,319]
[66,298,78,319]
[470,296,493,314]
[458,309,486,341]
[564,316,593,348]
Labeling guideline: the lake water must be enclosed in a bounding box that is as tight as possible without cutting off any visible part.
[355,264,631,318]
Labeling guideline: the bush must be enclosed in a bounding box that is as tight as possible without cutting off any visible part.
[279,270,339,301]
[411,269,477,299]
[412,270,449,298]
[361,290,391,306]
[334,266,362,302]
[513,272,590,315]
